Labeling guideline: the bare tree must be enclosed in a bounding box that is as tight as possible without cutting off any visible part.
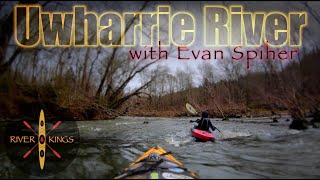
[96,1,150,96]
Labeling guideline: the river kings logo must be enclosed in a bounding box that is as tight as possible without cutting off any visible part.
[4,110,80,177]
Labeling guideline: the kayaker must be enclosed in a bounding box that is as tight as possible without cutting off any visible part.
[190,111,217,132]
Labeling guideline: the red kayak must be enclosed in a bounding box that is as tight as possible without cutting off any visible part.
[191,127,216,142]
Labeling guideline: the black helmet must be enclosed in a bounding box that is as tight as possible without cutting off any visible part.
[201,111,209,118]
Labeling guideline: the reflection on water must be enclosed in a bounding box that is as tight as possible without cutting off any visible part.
[1,117,320,178]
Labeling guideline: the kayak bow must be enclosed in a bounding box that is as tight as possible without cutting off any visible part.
[114,146,199,179]
[191,126,215,142]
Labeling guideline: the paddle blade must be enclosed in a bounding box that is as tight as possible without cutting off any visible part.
[52,121,61,130]
[52,149,61,158]
[186,103,198,115]
[23,150,32,159]
[23,121,32,129]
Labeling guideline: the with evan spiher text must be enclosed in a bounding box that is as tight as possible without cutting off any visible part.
[128,42,299,69]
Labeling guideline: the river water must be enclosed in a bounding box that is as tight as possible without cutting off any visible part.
[1,116,320,179]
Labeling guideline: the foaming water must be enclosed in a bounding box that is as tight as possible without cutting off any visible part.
[0,117,319,178]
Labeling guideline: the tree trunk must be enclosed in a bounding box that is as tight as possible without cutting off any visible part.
[95,1,149,97]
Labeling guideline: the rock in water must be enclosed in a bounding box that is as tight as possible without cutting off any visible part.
[222,117,229,121]
[272,116,279,123]
[289,120,309,130]
[312,123,319,128]
[289,107,308,130]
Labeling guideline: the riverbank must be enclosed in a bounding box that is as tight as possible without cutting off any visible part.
[0,79,287,120]
[0,79,118,121]
[126,107,289,118]
[0,76,317,125]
